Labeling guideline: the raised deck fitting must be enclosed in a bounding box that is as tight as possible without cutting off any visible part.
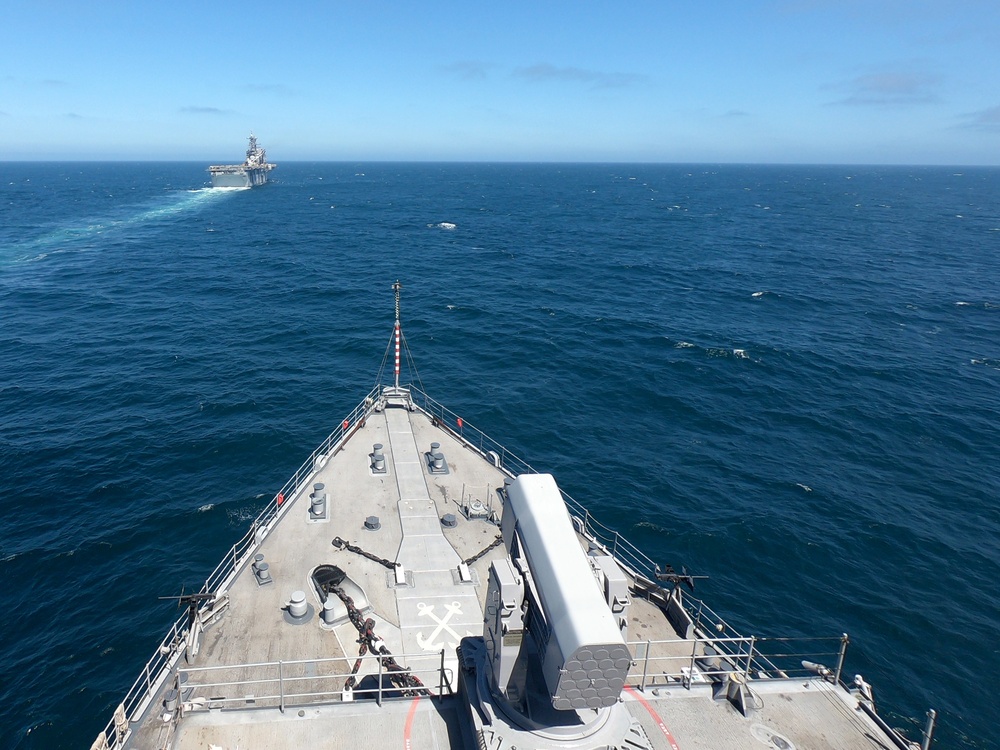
[309,482,328,521]
[371,443,387,474]
[283,590,313,625]
[462,498,491,520]
[427,442,449,474]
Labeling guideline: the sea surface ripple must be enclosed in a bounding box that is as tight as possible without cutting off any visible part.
[1,162,998,749]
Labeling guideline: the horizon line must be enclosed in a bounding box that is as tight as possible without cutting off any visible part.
[2,158,998,168]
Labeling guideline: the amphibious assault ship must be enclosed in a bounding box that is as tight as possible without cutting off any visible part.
[208,134,275,188]
[94,283,938,750]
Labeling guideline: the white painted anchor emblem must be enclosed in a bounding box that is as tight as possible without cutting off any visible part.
[416,601,466,650]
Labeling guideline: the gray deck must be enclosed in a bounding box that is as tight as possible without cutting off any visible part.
[127,401,909,750]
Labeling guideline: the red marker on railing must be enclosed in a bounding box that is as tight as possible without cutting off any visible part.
[276,492,284,507]
[343,419,350,430]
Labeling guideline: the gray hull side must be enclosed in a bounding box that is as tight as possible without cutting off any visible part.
[209,168,270,188]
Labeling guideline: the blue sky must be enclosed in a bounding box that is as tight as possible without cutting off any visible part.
[2,1,999,164]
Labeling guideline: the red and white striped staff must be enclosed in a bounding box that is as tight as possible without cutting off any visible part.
[393,280,402,389]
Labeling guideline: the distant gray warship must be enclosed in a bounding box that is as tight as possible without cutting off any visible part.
[208,133,275,188]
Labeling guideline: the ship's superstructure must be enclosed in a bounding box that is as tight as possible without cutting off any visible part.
[208,133,275,188]
[93,283,938,750]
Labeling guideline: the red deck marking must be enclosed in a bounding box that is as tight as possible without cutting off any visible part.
[625,685,682,750]
[403,696,421,750]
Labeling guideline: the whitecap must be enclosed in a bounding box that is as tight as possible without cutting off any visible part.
[751,291,767,298]
[796,483,813,492]
[674,341,695,348]
[733,349,749,359]
[435,222,457,230]
[198,504,215,513]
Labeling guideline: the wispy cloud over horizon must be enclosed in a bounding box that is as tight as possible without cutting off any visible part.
[958,104,1000,131]
[241,83,294,96]
[826,66,941,106]
[440,61,496,81]
[514,63,646,89]
[179,106,235,115]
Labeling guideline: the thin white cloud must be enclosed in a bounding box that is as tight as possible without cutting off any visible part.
[514,63,645,89]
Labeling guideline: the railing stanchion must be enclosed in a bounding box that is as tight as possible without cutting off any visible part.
[687,639,698,690]
[278,660,285,713]
[745,636,756,680]
[439,649,445,698]
[378,655,384,705]
[921,709,937,750]
[834,633,849,685]
[640,640,651,691]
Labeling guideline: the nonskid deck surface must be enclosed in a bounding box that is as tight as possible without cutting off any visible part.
[134,402,909,750]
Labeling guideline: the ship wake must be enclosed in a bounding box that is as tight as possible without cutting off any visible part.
[3,187,237,265]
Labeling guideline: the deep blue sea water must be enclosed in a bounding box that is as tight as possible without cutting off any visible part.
[1,162,998,750]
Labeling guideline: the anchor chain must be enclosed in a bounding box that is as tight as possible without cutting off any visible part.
[332,536,399,570]
[463,535,503,566]
[326,582,426,695]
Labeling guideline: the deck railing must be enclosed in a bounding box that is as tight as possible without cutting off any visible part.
[95,383,853,749]
[176,649,452,711]
[114,634,846,728]
[628,634,849,690]
[104,633,846,736]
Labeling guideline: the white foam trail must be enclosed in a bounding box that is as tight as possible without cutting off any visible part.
[5,187,237,263]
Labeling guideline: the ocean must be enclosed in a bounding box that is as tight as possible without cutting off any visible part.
[0,162,997,749]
